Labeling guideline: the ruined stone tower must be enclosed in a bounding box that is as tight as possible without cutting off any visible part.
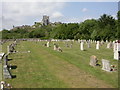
[42,15,49,26]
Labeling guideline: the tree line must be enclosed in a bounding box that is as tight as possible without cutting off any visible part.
[1,11,120,41]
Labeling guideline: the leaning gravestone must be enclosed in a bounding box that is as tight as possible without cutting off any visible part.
[90,55,98,67]
[107,42,113,49]
[102,59,111,72]
[0,53,4,63]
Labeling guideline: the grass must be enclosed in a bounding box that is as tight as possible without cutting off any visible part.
[0,63,2,81]
[2,41,118,88]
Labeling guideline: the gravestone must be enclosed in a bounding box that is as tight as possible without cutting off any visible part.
[96,41,100,50]
[0,53,5,63]
[102,59,111,72]
[107,43,110,48]
[88,41,91,48]
[57,47,62,52]
[54,44,57,50]
[106,40,108,43]
[109,42,113,48]
[90,55,98,67]
[80,42,84,51]
[3,65,12,79]
[114,40,120,60]
[66,43,69,47]
[47,42,50,47]
[70,43,73,48]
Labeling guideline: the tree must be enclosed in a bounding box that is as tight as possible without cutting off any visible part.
[117,11,120,39]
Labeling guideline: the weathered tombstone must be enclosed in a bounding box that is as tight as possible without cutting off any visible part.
[96,41,100,50]
[70,43,73,48]
[54,44,57,50]
[106,40,108,43]
[114,40,120,60]
[3,65,12,79]
[101,40,104,45]
[109,42,113,48]
[102,59,111,72]
[0,53,4,63]
[66,43,69,47]
[47,42,50,47]
[88,41,91,48]
[80,41,84,51]
[57,47,62,52]
[107,43,110,48]
[90,55,98,67]
[4,54,8,66]
[0,81,4,90]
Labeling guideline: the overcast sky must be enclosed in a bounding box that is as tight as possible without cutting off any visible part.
[0,0,119,30]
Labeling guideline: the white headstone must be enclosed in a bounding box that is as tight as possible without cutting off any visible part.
[96,41,100,50]
[7,46,10,54]
[47,42,50,47]
[54,44,57,50]
[114,40,120,60]
[80,42,84,51]
[102,59,111,72]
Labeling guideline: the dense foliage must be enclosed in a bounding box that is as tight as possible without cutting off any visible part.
[1,13,120,40]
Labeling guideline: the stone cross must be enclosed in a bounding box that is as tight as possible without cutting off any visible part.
[90,55,98,67]
[102,59,111,72]
[96,41,100,50]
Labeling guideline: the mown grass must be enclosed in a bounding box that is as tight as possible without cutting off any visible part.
[0,63,2,81]
[2,41,118,88]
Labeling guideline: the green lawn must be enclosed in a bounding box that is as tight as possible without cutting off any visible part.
[2,41,118,88]
[0,63,2,81]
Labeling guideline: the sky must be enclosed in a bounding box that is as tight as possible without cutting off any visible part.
[0,0,119,30]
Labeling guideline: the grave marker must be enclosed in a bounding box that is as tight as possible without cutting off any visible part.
[80,41,84,51]
[90,55,98,67]
[114,40,120,60]
[102,59,111,72]
[96,41,100,50]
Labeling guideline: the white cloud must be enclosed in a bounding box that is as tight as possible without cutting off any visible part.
[51,12,64,18]
[82,8,88,12]
[112,15,117,19]
[1,2,66,30]
[82,17,92,21]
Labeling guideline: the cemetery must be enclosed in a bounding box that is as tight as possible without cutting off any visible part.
[0,39,119,88]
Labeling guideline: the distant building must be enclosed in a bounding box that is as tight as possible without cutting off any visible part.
[42,15,50,26]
